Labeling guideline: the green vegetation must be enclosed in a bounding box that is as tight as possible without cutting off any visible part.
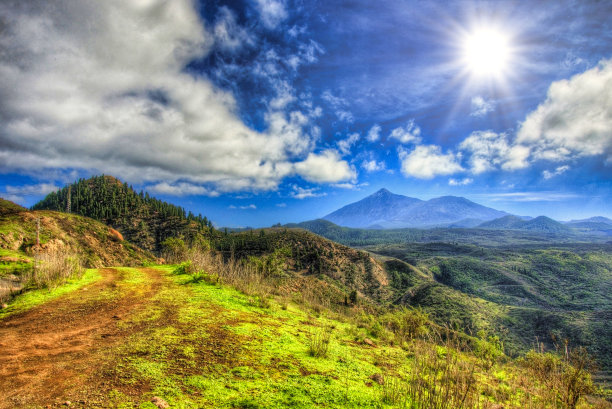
[289,219,610,247]
[32,175,214,253]
[0,268,101,318]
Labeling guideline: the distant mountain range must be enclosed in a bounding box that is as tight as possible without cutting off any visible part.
[321,189,612,235]
[323,188,509,228]
[478,215,571,233]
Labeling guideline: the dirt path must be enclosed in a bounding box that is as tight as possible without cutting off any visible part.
[0,267,164,409]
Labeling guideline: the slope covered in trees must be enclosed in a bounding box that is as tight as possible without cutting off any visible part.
[33,176,213,253]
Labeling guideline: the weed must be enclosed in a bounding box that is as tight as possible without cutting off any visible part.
[307,325,333,358]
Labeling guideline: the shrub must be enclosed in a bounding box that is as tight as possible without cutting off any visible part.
[474,331,504,369]
[307,325,333,358]
[172,261,192,275]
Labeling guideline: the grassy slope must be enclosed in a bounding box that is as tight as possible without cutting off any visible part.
[0,202,155,276]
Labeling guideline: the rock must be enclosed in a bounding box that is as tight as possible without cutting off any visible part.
[151,396,170,409]
[369,373,384,385]
[363,338,377,347]
[63,401,72,406]
[1,303,8,309]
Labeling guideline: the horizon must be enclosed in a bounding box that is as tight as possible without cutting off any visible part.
[1,1,611,227]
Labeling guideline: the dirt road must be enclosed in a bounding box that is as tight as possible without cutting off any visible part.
[0,268,163,408]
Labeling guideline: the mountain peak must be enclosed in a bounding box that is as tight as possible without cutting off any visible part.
[323,191,508,229]
[374,188,392,195]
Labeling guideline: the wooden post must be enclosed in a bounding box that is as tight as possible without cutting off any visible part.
[36,217,40,248]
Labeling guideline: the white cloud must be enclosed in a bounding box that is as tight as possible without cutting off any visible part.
[459,131,516,173]
[517,59,612,164]
[366,124,381,142]
[470,96,495,117]
[253,0,287,29]
[542,165,570,180]
[276,202,287,207]
[213,7,254,52]
[361,160,385,172]
[0,1,335,194]
[332,182,368,190]
[294,150,356,183]
[398,145,463,179]
[290,185,326,199]
[337,133,360,155]
[389,120,422,144]
[321,90,353,123]
[448,178,473,186]
[1,183,59,204]
[148,182,218,197]
[229,204,256,209]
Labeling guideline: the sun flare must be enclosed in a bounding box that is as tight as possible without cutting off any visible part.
[462,27,512,78]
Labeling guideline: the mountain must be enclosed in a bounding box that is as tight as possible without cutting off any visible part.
[32,175,214,254]
[478,215,527,229]
[323,189,508,228]
[323,188,423,228]
[479,215,571,233]
[567,216,612,225]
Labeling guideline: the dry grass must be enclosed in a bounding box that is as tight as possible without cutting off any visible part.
[26,249,83,289]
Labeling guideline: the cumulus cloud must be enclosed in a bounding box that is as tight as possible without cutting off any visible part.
[361,160,385,172]
[542,165,570,180]
[366,124,381,142]
[253,0,287,29]
[1,183,59,204]
[290,185,326,199]
[517,59,612,164]
[459,131,516,173]
[389,120,422,144]
[148,182,218,197]
[0,1,347,193]
[398,145,463,179]
[470,96,495,117]
[294,150,356,183]
[337,133,359,155]
[448,178,473,186]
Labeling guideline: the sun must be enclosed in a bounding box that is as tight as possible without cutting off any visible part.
[461,27,513,79]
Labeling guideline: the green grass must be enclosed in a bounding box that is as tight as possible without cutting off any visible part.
[0,268,101,318]
[100,266,403,408]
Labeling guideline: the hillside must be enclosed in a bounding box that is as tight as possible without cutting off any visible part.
[0,199,154,270]
[33,175,214,254]
[366,241,612,372]
[322,189,508,228]
[213,228,393,304]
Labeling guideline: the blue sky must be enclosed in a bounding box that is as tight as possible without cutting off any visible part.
[0,0,611,226]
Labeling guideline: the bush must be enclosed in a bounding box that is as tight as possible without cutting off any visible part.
[172,261,192,275]
[474,331,504,369]
[307,326,333,358]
